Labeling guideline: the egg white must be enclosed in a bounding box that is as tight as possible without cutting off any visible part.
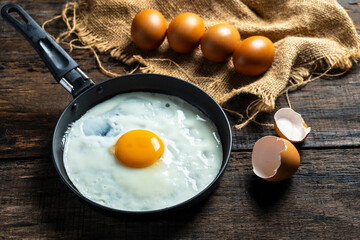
[63,92,223,211]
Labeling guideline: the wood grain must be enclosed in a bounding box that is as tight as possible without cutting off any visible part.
[0,149,359,239]
[0,0,359,239]
[1,34,360,158]
[1,1,360,158]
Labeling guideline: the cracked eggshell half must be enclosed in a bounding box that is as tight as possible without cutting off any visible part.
[252,136,300,181]
[274,108,311,143]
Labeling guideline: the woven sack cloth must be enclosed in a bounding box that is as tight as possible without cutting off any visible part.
[47,0,360,129]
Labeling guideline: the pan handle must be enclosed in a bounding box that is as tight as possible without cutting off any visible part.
[1,4,94,97]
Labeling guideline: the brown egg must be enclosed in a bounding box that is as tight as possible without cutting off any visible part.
[167,12,205,53]
[131,9,167,50]
[232,36,275,76]
[200,24,240,62]
[252,136,300,181]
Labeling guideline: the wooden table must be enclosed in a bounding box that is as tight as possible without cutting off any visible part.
[1,0,359,239]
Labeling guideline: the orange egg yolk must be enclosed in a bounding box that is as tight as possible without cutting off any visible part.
[114,129,164,168]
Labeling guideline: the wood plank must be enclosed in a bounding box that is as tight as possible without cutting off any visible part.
[0,30,126,159]
[1,56,360,158]
[0,0,359,239]
[339,0,360,29]
[0,148,359,239]
[1,0,360,159]
[229,64,360,150]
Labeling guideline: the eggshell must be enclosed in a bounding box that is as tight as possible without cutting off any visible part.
[252,136,300,181]
[274,108,311,143]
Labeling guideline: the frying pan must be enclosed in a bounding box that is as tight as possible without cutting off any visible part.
[1,4,232,215]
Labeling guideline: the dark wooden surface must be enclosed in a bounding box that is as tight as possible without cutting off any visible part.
[1,0,359,239]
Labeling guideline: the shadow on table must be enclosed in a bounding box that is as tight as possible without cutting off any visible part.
[246,175,291,211]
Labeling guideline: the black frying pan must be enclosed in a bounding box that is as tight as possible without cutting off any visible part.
[1,4,232,215]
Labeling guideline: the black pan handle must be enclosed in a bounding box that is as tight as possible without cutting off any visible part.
[1,4,94,97]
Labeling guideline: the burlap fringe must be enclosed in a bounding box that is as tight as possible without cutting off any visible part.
[42,1,360,130]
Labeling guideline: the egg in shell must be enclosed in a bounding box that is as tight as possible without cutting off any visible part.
[232,35,275,76]
[200,23,240,62]
[131,9,167,50]
[274,108,311,143]
[167,12,205,53]
[252,136,300,181]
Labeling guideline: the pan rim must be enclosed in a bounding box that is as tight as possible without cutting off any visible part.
[51,73,232,215]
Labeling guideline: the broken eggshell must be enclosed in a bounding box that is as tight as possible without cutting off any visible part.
[274,108,311,143]
[252,136,300,181]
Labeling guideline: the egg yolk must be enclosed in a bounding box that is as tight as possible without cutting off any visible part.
[114,129,164,168]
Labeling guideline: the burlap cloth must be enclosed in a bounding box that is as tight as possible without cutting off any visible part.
[46,0,360,129]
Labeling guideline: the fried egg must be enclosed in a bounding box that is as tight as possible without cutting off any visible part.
[63,92,223,211]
